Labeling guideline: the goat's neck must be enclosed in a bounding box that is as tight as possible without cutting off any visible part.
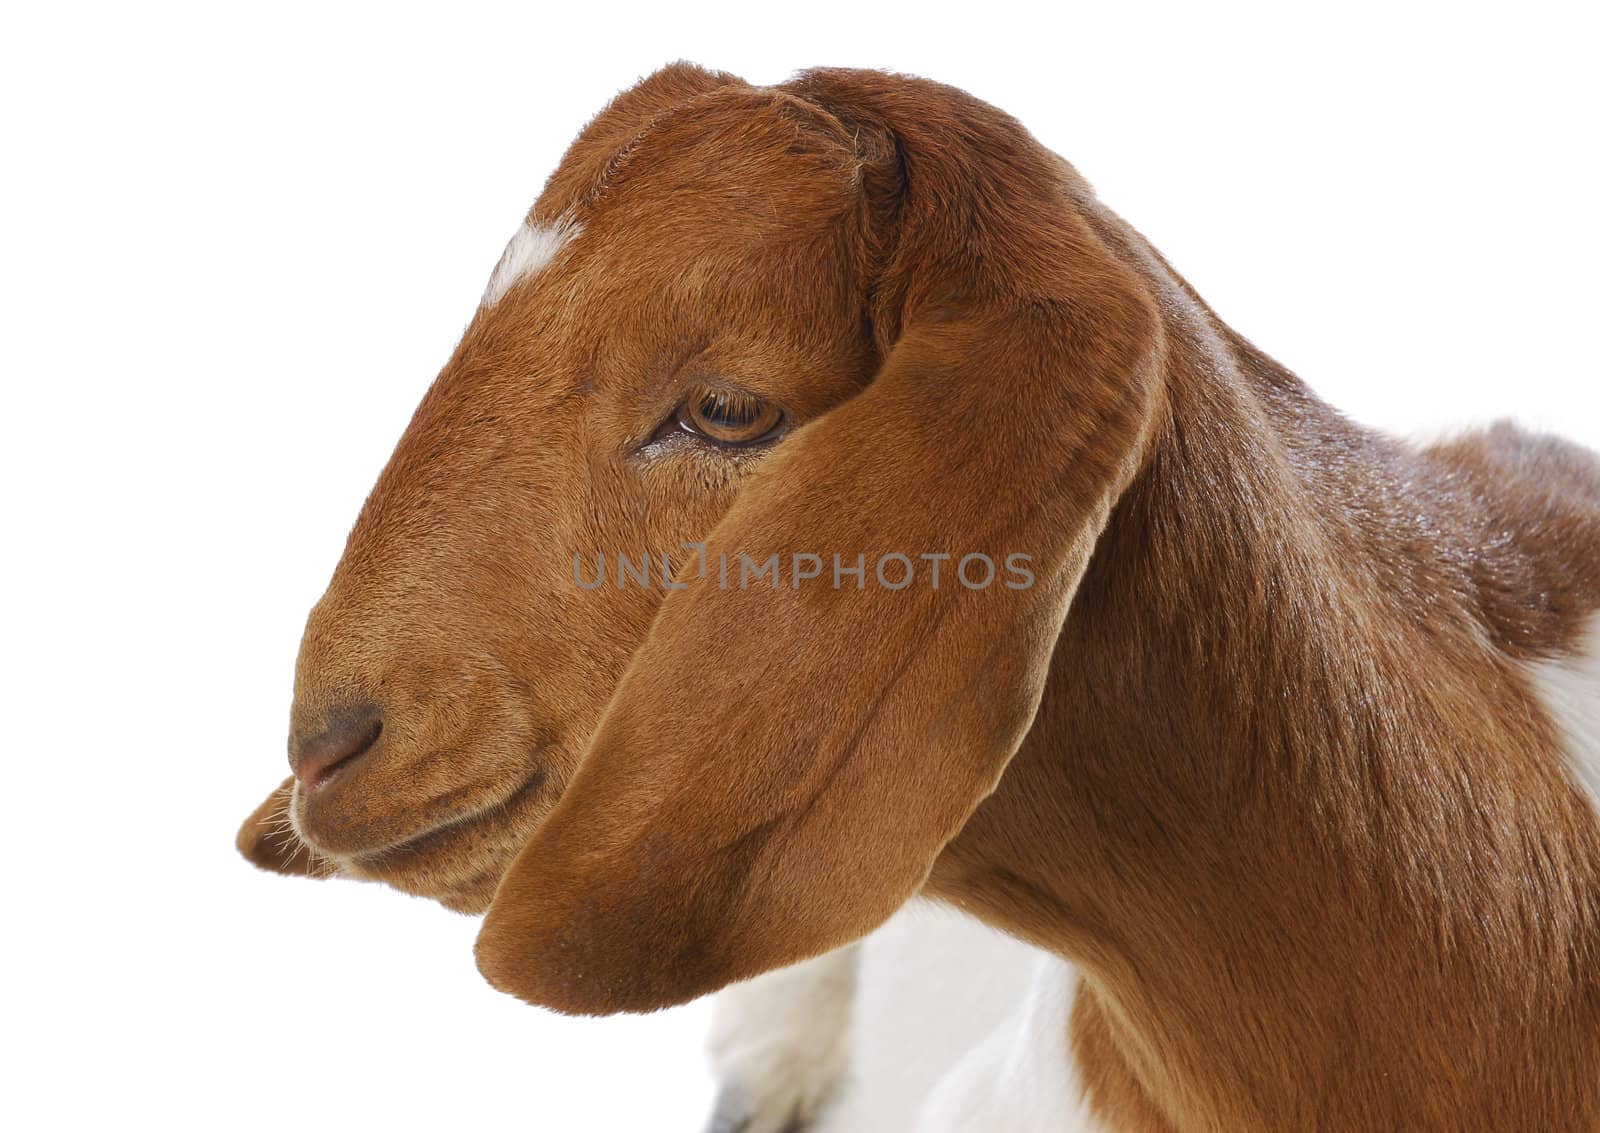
[928,240,1600,1128]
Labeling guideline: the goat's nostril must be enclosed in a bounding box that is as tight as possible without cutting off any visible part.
[289,702,384,789]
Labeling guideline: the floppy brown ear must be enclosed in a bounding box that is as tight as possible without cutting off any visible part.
[537,60,745,215]
[476,70,1164,1014]
[236,776,326,878]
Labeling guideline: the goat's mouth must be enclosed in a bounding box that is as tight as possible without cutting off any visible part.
[291,766,556,912]
[353,769,548,869]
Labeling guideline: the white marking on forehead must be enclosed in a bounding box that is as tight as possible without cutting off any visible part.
[481,219,580,308]
[1528,612,1600,815]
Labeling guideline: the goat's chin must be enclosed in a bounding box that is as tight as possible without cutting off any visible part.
[344,858,504,915]
[334,824,539,913]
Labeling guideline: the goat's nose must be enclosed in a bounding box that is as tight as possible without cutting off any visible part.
[289,702,383,789]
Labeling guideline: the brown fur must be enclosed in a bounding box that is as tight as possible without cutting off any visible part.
[239,64,1600,1129]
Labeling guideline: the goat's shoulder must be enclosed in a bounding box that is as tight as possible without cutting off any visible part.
[1413,420,1600,660]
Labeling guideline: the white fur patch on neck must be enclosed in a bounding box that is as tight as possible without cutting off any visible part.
[481,219,579,308]
[916,943,1100,1132]
[1528,613,1600,814]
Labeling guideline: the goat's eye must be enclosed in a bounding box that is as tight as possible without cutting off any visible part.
[676,387,784,446]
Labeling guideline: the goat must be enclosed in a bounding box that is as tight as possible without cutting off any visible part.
[240,64,1600,1130]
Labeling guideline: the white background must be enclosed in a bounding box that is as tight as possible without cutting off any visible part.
[3,2,1596,1129]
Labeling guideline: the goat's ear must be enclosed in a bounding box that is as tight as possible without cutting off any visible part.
[476,71,1164,1015]
[236,777,325,878]
[536,61,744,216]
